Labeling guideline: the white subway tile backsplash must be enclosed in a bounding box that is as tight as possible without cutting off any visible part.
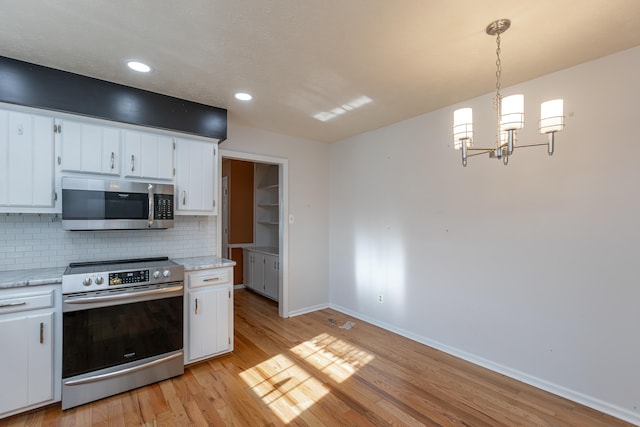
[0,214,216,271]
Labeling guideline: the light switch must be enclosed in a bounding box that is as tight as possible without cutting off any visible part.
[288,214,294,224]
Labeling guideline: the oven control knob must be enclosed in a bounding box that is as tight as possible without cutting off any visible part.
[82,277,92,286]
[153,270,161,279]
[162,270,171,278]
[95,276,104,285]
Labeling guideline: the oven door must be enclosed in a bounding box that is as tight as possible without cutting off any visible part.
[62,283,183,379]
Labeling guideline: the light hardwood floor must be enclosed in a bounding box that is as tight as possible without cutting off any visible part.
[4,289,633,426]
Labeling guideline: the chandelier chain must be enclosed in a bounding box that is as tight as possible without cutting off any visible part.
[494,32,502,148]
[495,32,502,96]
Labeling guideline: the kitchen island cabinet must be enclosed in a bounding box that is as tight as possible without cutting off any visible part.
[0,284,61,419]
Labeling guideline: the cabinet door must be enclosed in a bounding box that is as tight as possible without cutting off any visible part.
[101,127,120,175]
[188,286,230,361]
[59,120,83,172]
[264,254,279,300]
[27,312,54,406]
[124,131,174,180]
[175,138,216,214]
[252,252,266,292]
[243,249,253,289]
[0,316,28,414]
[0,110,55,208]
[123,130,141,177]
[60,120,120,175]
[0,311,54,415]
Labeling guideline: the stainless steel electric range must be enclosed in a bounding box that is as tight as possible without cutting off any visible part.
[61,257,184,410]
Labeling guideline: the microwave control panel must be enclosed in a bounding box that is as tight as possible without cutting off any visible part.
[155,194,174,220]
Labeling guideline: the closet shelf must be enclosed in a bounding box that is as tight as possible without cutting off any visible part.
[258,183,279,190]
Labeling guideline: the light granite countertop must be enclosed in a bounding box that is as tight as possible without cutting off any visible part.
[0,256,235,289]
[172,255,236,271]
[0,267,65,290]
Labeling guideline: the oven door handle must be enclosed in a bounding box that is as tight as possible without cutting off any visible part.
[63,352,183,386]
[64,285,183,305]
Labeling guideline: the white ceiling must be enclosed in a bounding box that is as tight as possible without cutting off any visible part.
[2,1,640,142]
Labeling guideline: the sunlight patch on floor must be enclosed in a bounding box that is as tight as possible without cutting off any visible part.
[240,334,374,424]
[239,353,329,423]
[290,333,375,383]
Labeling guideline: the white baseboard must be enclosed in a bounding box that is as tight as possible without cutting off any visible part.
[288,303,329,317]
[234,284,246,290]
[328,303,640,426]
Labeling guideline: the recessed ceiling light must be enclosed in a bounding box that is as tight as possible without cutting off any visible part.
[235,92,252,101]
[127,61,151,73]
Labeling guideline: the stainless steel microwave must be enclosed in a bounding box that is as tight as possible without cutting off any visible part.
[61,177,174,230]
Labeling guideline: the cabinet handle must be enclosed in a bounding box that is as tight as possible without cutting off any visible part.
[40,322,44,344]
[57,156,62,165]
[111,152,115,169]
[131,154,135,172]
[182,190,186,206]
[195,298,199,314]
[0,301,26,309]
[203,277,220,282]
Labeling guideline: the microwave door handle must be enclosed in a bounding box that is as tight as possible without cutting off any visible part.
[148,184,154,227]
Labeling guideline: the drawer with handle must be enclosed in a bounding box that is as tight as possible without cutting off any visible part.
[188,268,231,289]
[0,290,54,315]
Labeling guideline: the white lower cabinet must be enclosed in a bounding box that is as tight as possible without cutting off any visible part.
[243,249,279,301]
[0,286,60,419]
[243,249,253,290]
[264,254,279,300]
[184,267,233,364]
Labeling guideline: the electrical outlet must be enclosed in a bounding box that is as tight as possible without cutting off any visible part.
[377,294,383,303]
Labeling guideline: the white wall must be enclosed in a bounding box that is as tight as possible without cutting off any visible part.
[223,121,331,315]
[0,214,216,271]
[329,46,640,423]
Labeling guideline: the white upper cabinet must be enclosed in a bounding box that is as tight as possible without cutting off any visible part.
[123,130,174,181]
[0,109,57,212]
[175,138,217,215]
[1,103,221,214]
[59,119,120,175]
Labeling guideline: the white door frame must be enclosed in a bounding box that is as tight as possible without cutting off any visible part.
[221,176,229,260]
[219,149,289,318]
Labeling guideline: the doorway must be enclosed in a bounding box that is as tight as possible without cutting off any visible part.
[219,150,289,318]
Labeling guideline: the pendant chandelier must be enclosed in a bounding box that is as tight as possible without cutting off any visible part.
[452,19,565,167]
